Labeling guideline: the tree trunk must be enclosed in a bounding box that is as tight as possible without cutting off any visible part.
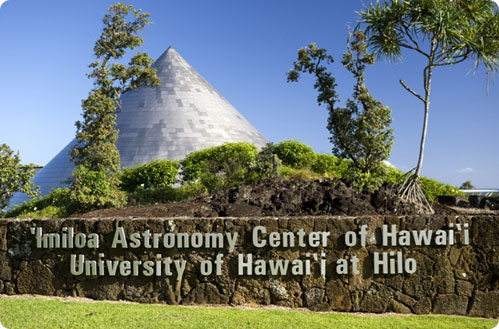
[414,36,436,179]
[414,65,433,178]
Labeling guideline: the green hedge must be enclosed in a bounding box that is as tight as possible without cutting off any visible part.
[120,160,179,193]
[420,176,463,201]
[5,188,72,218]
[180,143,258,190]
[127,182,207,205]
[312,154,352,178]
[273,140,316,169]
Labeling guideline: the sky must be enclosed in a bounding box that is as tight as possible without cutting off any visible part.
[0,0,497,188]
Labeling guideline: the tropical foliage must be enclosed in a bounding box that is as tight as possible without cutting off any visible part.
[273,140,316,170]
[180,142,259,191]
[0,144,38,210]
[287,32,393,189]
[6,140,463,218]
[120,160,179,193]
[70,3,160,212]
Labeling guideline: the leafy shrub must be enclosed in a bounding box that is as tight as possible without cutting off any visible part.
[70,165,126,212]
[128,182,206,205]
[15,206,68,219]
[180,143,258,189]
[312,154,338,175]
[336,159,353,179]
[273,140,316,169]
[199,172,226,192]
[254,143,282,178]
[419,176,463,201]
[5,188,72,218]
[311,154,352,178]
[280,166,324,181]
[351,169,388,191]
[384,166,405,185]
[120,160,179,193]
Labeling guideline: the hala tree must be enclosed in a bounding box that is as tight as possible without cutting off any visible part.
[0,144,39,209]
[287,32,393,189]
[70,3,160,212]
[359,0,499,212]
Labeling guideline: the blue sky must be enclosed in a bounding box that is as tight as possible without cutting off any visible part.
[0,0,497,188]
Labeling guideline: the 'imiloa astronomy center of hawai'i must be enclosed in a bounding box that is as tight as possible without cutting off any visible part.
[1,0,498,323]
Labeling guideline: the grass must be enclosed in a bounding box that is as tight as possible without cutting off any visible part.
[0,296,496,329]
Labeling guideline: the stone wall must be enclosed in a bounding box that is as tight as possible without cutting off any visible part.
[0,216,497,318]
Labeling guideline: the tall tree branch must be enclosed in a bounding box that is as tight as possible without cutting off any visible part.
[399,79,425,103]
[400,23,429,58]
[433,51,470,67]
[400,42,430,59]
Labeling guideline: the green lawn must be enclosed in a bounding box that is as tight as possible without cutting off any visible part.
[0,296,496,329]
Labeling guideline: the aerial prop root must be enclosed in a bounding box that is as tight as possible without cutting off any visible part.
[398,168,434,215]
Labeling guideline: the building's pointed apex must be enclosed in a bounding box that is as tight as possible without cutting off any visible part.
[164,45,175,54]
[156,46,173,62]
[154,46,188,69]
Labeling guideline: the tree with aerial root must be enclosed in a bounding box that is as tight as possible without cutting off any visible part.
[358,0,499,213]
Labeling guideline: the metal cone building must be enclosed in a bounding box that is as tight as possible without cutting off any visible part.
[10,47,268,206]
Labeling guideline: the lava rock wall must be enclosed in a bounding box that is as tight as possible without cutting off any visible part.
[0,216,497,317]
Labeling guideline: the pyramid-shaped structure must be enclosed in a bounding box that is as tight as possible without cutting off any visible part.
[9,47,268,207]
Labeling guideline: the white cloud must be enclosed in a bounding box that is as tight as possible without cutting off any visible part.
[458,167,475,173]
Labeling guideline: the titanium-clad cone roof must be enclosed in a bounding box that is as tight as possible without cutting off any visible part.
[9,47,268,207]
[117,46,267,164]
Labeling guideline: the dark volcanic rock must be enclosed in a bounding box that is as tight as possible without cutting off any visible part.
[1,216,497,318]
[437,195,465,206]
[0,253,12,281]
[469,291,499,318]
[389,300,411,314]
[413,297,432,314]
[468,195,483,208]
[17,260,55,295]
[482,197,499,210]
[359,285,391,313]
[456,280,474,297]
[81,177,466,218]
[196,178,420,218]
[183,282,229,304]
[77,278,124,300]
[0,224,7,251]
[433,294,468,316]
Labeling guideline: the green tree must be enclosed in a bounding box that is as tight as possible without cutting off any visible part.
[359,0,499,211]
[70,3,160,212]
[287,32,393,189]
[0,144,39,209]
[273,140,316,170]
[460,180,474,190]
